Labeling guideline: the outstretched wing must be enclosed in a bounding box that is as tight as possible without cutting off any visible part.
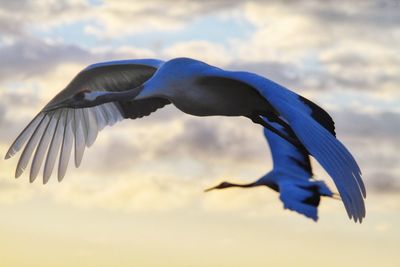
[262,119,312,179]
[203,67,365,223]
[6,59,169,183]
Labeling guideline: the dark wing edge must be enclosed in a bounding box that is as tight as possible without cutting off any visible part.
[262,119,312,178]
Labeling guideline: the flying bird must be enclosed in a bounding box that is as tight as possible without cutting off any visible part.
[205,120,338,221]
[5,57,366,222]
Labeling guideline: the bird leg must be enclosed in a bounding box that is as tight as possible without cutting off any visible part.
[247,114,303,148]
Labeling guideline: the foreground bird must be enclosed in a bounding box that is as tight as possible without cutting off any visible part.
[6,57,366,222]
[205,121,337,221]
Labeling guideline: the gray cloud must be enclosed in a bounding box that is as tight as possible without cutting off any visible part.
[0,38,92,82]
[89,138,142,172]
[0,0,90,37]
[367,172,400,193]
[0,93,41,146]
[308,0,400,28]
[333,110,400,143]
[227,62,310,91]
[156,117,267,163]
[0,36,156,83]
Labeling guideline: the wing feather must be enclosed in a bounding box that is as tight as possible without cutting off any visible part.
[30,112,59,182]
[262,119,312,179]
[5,113,44,159]
[93,106,107,130]
[58,109,74,181]
[74,109,86,168]
[15,114,49,178]
[43,109,66,183]
[84,108,98,147]
[99,105,110,125]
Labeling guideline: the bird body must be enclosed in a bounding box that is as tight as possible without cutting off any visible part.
[5,57,366,222]
[136,58,272,117]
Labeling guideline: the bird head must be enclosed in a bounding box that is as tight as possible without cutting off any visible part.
[204,181,235,192]
[134,81,159,100]
[135,57,203,101]
[44,89,106,112]
[134,72,173,101]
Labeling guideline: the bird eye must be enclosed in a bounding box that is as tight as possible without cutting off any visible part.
[74,91,86,100]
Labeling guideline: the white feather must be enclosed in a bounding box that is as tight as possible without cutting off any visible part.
[74,109,86,168]
[84,108,98,147]
[15,114,50,178]
[5,113,44,159]
[58,109,74,181]
[43,109,66,184]
[30,112,59,182]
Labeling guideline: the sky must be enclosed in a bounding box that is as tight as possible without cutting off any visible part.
[0,0,399,266]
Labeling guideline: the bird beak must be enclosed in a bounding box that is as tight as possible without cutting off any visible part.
[204,185,218,192]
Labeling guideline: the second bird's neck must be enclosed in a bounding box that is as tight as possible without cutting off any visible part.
[227,181,259,188]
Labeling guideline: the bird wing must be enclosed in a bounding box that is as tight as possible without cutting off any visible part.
[261,119,312,179]
[202,68,365,222]
[6,59,168,183]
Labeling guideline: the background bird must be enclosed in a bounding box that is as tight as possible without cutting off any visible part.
[205,119,338,221]
[5,57,366,222]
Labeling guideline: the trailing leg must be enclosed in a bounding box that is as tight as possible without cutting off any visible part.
[247,114,302,148]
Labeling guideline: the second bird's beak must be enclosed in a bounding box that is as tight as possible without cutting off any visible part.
[204,185,218,192]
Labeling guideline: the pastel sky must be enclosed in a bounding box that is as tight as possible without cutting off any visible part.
[0,0,399,266]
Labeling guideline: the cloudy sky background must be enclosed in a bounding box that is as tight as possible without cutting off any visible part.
[0,0,399,266]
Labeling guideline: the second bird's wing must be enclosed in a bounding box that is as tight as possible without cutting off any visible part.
[202,67,365,223]
[261,119,312,179]
[6,59,169,183]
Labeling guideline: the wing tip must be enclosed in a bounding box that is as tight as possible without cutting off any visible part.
[5,151,13,160]
[43,177,50,185]
[58,173,65,182]
[15,167,24,178]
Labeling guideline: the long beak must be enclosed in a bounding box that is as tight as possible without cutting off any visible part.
[204,185,218,193]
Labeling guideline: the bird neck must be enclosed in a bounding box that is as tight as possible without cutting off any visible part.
[225,181,259,189]
[94,85,144,105]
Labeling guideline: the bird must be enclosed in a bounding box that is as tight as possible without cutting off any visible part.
[5,57,366,222]
[204,119,338,221]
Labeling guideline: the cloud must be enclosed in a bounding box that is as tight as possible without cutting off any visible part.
[0,37,157,84]
[226,61,308,91]
[82,0,246,38]
[333,110,400,143]
[0,0,90,37]
[367,172,400,193]
[0,38,92,82]
[155,116,267,164]
[163,40,232,66]
[230,0,400,93]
